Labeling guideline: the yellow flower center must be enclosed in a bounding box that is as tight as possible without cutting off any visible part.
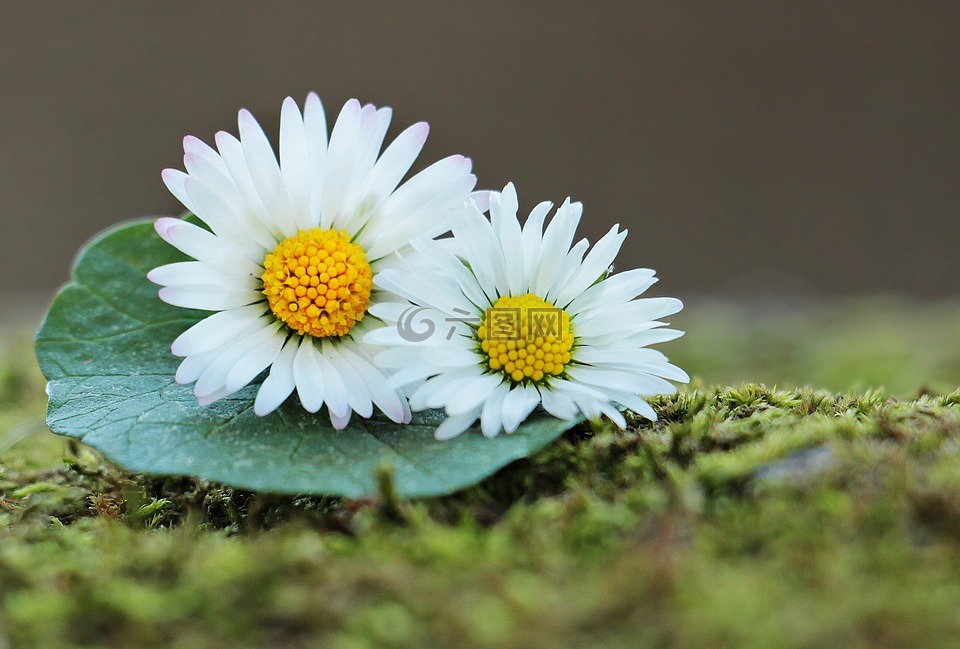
[478,293,574,384]
[261,228,373,338]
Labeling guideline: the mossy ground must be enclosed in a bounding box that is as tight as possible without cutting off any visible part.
[4,299,960,648]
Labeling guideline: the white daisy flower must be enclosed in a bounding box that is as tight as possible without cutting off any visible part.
[364,183,688,440]
[147,94,476,428]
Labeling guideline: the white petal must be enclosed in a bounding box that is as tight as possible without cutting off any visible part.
[520,200,553,279]
[500,385,542,434]
[376,322,479,360]
[487,189,502,231]
[632,328,685,345]
[445,374,504,416]
[373,270,473,315]
[330,408,353,430]
[531,199,582,297]
[279,97,312,231]
[303,92,328,229]
[566,389,604,421]
[382,364,446,391]
[604,389,658,421]
[147,261,259,290]
[383,350,478,390]
[315,343,350,419]
[636,362,689,383]
[336,344,408,423]
[158,286,262,311]
[330,103,379,231]
[539,387,580,421]
[363,325,430,349]
[366,299,431,325]
[362,306,465,348]
[176,347,222,385]
[426,367,492,408]
[567,365,677,397]
[161,169,197,214]
[374,155,472,226]
[546,239,589,302]
[375,344,476,371]
[182,134,228,170]
[472,190,494,212]
[408,367,483,411]
[571,347,670,368]
[449,206,507,303]
[566,268,658,316]
[215,131,280,238]
[182,161,266,251]
[575,298,684,338]
[293,337,326,413]
[480,383,510,438]
[325,345,374,418]
[238,108,297,237]
[342,105,392,214]
[552,224,627,307]
[434,411,480,441]
[377,364,430,391]
[593,361,689,384]
[225,328,287,393]
[197,387,232,408]
[493,183,525,295]
[153,218,261,271]
[254,335,301,416]
[362,121,429,202]
[363,173,477,259]
[586,326,684,349]
[173,158,276,270]
[171,305,269,357]
[407,239,489,309]
[371,346,426,373]
[194,322,281,398]
[321,99,362,229]
[598,402,627,429]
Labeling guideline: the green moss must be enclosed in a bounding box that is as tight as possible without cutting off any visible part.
[3,302,960,647]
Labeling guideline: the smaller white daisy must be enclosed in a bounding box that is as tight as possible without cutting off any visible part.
[148,94,476,428]
[364,183,688,440]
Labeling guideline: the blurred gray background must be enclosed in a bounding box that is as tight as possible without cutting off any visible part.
[2,1,958,299]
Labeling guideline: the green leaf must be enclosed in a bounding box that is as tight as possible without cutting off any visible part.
[34,220,580,498]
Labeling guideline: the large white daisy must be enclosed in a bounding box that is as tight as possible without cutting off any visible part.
[365,183,687,440]
[148,94,476,428]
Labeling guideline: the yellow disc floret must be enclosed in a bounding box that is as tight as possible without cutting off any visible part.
[477,293,574,384]
[261,228,373,338]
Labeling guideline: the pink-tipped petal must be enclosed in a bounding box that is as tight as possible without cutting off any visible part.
[182,134,205,154]
[469,190,492,213]
[154,217,180,242]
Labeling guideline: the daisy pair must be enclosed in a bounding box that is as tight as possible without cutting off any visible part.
[149,93,687,439]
